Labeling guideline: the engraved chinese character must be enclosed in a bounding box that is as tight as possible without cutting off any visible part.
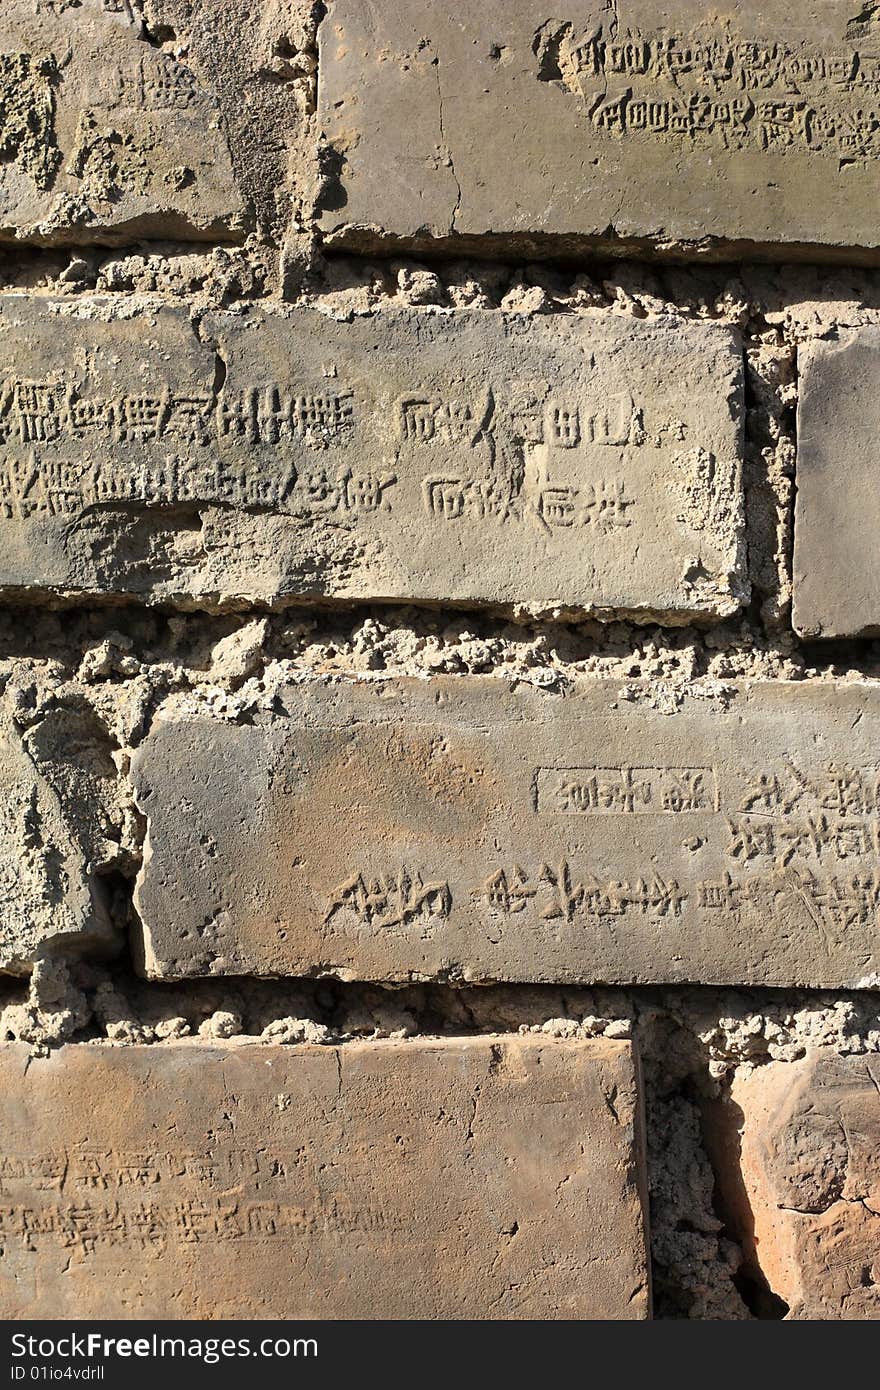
[399,397,439,442]
[567,32,604,80]
[608,40,650,75]
[471,866,536,914]
[214,1204,244,1241]
[217,387,260,443]
[184,1156,218,1185]
[28,1152,67,1192]
[69,395,115,437]
[727,817,777,861]
[538,486,579,528]
[740,769,804,814]
[295,468,341,512]
[116,393,169,442]
[247,1203,282,1237]
[323,867,452,931]
[545,403,580,447]
[658,769,711,812]
[757,99,804,151]
[126,1201,166,1249]
[423,477,469,519]
[245,474,282,508]
[341,469,397,513]
[166,394,213,444]
[13,381,65,443]
[117,1152,160,1187]
[813,764,877,816]
[173,1199,212,1244]
[58,1203,119,1253]
[581,873,629,917]
[537,860,585,922]
[21,1206,62,1245]
[584,391,639,445]
[698,871,743,913]
[0,1157,27,1193]
[294,390,354,442]
[141,59,198,111]
[581,480,634,530]
[73,1151,114,1191]
[638,875,687,918]
[831,821,876,860]
[591,94,628,133]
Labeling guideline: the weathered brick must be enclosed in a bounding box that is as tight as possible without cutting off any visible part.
[0,296,746,618]
[721,1051,880,1319]
[132,678,880,987]
[0,0,246,245]
[317,0,880,259]
[138,0,318,242]
[0,1037,650,1319]
[0,712,113,973]
[793,329,880,639]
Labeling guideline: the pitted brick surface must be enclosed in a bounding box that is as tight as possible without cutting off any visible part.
[318,0,880,258]
[132,678,880,989]
[0,1037,650,1320]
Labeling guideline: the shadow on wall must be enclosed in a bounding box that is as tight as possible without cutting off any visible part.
[703,1092,790,1319]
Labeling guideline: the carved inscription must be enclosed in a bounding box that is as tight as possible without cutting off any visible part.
[544,24,880,160]
[535,765,718,814]
[0,375,390,521]
[0,358,641,527]
[0,297,745,616]
[0,0,244,243]
[107,54,203,112]
[131,680,880,988]
[0,1041,650,1319]
[323,867,452,933]
[471,861,687,924]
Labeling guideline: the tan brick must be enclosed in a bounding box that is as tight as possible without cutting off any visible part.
[793,329,880,639]
[0,296,745,619]
[132,678,880,987]
[724,1051,880,1319]
[137,0,317,241]
[0,1038,650,1319]
[0,0,247,245]
[317,0,880,259]
[0,713,113,973]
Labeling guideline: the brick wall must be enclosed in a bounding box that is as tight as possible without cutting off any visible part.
[0,0,878,1320]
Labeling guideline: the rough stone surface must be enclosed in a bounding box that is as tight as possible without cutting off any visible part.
[138,0,321,242]
[0,1036,650,1320]
[0,295,745,618]
[317,0,880,259]
[0,709,114,974]
[0,0,253,246]
[719,1050,880,1318]
[132,677,880,988]
[793,329,880,639]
